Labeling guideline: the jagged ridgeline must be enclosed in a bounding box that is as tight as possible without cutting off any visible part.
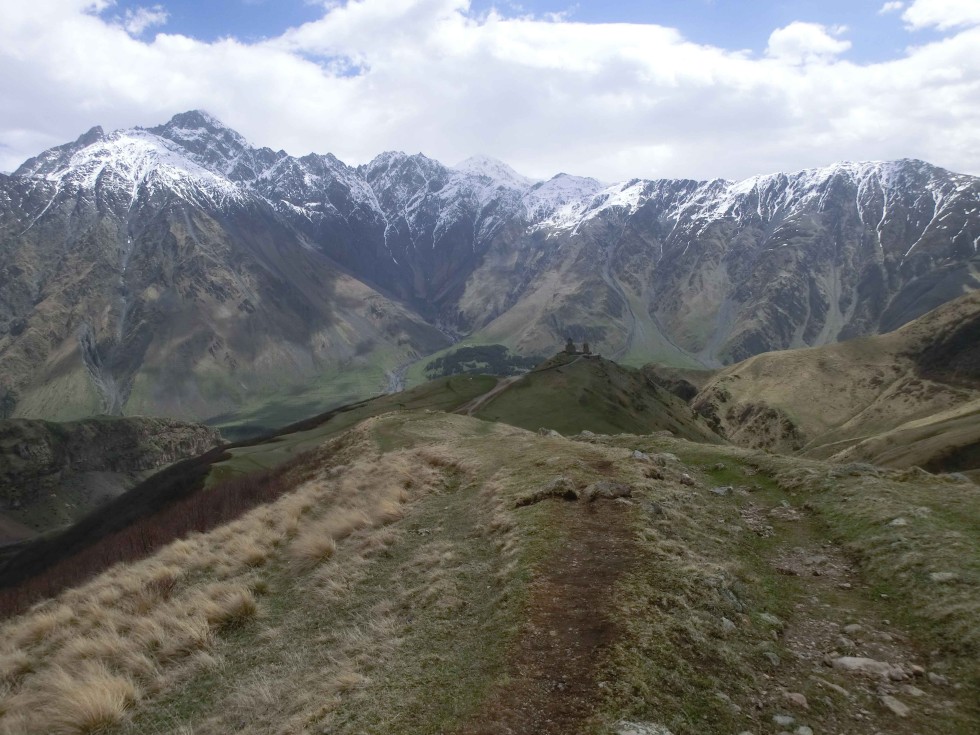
[1,110,978,424]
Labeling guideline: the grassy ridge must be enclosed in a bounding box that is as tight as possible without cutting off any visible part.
[0,414,977,733]
[474,353,721,441]
[0,375,496,616]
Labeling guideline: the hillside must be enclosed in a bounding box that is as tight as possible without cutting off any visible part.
[470,353,721,441]
[2,113,978,424]
[691,292,980,477]
[0,411,976,734]
[0,356,721,598]
[0,416,220,539]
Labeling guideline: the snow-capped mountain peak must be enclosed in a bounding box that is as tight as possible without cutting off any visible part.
[453,155,536,190]
[148,110,284,183]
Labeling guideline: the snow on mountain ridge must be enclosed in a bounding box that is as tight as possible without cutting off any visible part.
[452,155,537,190]
[9,113,979,244]
[37,129,245,206]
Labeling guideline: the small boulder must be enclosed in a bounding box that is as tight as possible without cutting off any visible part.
[783,692,808,709]
[631,450,650,461]
[879,694,910,717]
[710,485,733,496]
[842,623,863,637]
[944,472,972,484]
[759,612,784,628]
[927,671,949,686]
[929,571,957,583]
[772,714,795,727]
[831,656,900,678]
[584,480,633,501]
[537,428,562,438]
[679,473,696,486]
[615,722,674,735]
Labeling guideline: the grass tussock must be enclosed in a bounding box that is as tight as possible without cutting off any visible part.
[0,421,464,734]
[5,662,140,735]
[289,533,337,570]
[200,585,259,632]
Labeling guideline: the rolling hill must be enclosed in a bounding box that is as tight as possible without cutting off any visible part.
[691,291,980,478]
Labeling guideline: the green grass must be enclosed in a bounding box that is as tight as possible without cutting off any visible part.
[591,444,803,733]
[114,413,586,735]
[207,375,497,484]
[207,362,391,440]
[473,355,718,441]
[582,433,980,734]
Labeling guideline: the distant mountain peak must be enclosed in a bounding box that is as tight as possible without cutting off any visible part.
[76,126,105,147]
[453,155,536,189]
[159,109,232,133]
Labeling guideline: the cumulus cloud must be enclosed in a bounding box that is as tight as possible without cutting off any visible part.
[765,22,851,65]
[0,0,978,183]
[902,0,980,30]
[879,2,905,14]
[117,5,169,36]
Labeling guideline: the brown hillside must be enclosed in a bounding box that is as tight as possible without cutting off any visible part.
[691,291,980,473]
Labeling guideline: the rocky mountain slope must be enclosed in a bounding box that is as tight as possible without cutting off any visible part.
[691,292,980,476]
[1,111,977,423]
[0,416,220,538]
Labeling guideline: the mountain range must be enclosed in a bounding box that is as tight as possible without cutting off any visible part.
[1,110,978,424]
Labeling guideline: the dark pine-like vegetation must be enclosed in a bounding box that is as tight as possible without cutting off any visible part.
[424,344,544,379]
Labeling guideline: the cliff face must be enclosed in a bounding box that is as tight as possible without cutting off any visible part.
[0,416,221,533]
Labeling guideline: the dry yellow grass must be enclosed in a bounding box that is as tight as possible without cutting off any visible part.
[0,420,463,734]
[3,662,140,734]
[289,532,337,570]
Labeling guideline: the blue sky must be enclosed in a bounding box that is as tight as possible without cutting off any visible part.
[108,0,942,62]
[0,1,978,181]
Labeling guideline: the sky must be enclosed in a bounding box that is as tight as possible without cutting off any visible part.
[0,0,978,182]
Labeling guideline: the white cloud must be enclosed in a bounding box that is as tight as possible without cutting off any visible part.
[902,0,980,30]
[118,5,168,36]
[766,22,851,65]
[0,0,978,183]
[879,2,905,14]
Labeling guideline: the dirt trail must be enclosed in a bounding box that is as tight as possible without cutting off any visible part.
[457,501,635,735]
[736,494,971,735]
[454,376,520,416]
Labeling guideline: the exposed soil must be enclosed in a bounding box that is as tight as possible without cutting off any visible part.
[457,499,635,735]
